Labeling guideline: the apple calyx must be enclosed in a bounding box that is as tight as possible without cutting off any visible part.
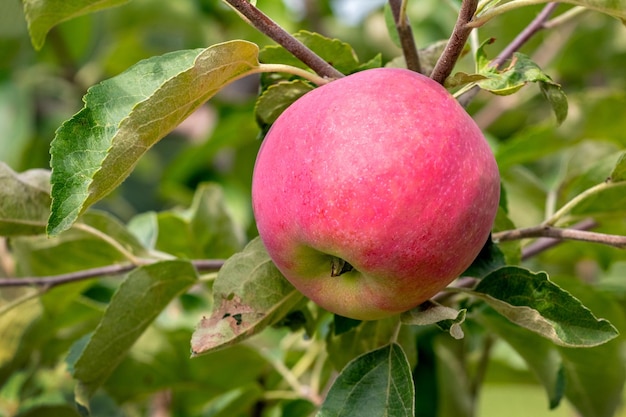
[330,257,354,277]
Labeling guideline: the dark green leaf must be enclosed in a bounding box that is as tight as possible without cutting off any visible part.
[22,0,129,50]
[190,238,303,355]
[254,80,314,131]
[317,343,414,417]
[461,235,506,278]
[67,260,197,403]
[0,164,50,236]
[477,307,565,408]
[468,266,619,347]
[540,82,568,125]
[48,41,260,236]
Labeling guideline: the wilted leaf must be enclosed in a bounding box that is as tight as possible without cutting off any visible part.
[317,343,414,417]
[191,238,303,355]
[467,266,619,347]
[22,0,129,50]
[402,300,466,339]
[67,260,197,406]
[48,40,260,236]
[0,164,50,236]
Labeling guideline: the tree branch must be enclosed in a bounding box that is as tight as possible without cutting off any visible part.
[223,0,344,80]
[431,0,478,85]
[457,2,559,106]
[493,220,626,252]
[389,0,422,73]
[0,259,225,288]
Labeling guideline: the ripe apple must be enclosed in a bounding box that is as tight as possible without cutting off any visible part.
[251,67,500,320]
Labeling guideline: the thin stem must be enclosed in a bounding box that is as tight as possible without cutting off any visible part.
[469,0,554,28]
[543,6,586,28]
[256,63,329,86]
[72,222,143,265]
[544,181,621,226]
[0,259,225,288]
[389,0,422,73]
[457,2,558,106]
[491,2,559,68]
[493,223,626,250]
[223,0,344,80]
[431,0,479,85]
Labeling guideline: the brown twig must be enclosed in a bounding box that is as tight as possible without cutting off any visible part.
[389,0,422,73]
[0,259,225,288]
[458,2,560,106]
[430,0,478,85]
[493,219,626,255]
[223,0,344,80]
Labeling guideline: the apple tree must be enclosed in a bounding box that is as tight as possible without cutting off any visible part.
[1,0,626,416]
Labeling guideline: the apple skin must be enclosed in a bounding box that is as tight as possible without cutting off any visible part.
[251,68,500,321]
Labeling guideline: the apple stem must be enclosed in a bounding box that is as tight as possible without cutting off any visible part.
[431,0,479,85]
[389,0,422,74]
[223,0,345,80]
[330,258,354,277]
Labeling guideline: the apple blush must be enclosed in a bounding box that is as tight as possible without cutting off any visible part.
[251,68,500,320]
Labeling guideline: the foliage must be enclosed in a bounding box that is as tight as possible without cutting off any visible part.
[1,0,626,416]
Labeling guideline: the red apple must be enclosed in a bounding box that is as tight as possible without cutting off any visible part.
[251,68,500,320]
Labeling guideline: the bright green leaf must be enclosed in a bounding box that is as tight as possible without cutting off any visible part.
[474,46,568,123]
[154,183,245,259]
[67,260,197,403]
[317,343,415,417]
[48,40,261,236]
[190,238,303,355]
[22,0,129,50]
[468,266,619,347]
[609,151,626,182]
[0,164,50,236]
[553,180,626,224]
[259,30,359,74]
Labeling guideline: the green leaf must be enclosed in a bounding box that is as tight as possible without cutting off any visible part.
[22,0,129,50]
[551,275,626,417]
[317,343,415,417]
[474,45,568,123]
[468,266,619,347]
[259,30,359,74]
[477,307,565,408]
[0,83,34,168]
[153,183,245,259]
[553,180,626,224]
[254,80,314,132]
[48,40,261,236]
[609,151,626,182]
[326,317,415,371]
[0,164,50,236]
[402,300,466,340]
[190,238,303,355]
[67,260,197,404]
[11,210,146,278]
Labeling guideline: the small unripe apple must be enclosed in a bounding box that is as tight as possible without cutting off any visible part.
[252,68,500,320]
